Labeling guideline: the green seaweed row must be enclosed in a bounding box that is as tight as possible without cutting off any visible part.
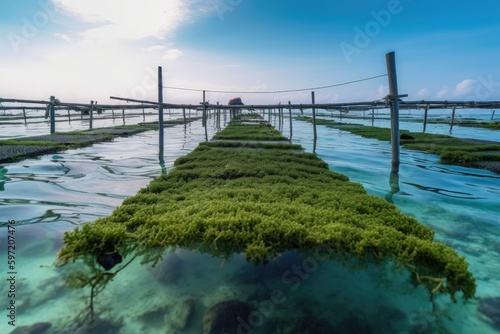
[56,114,476,301]
[297,116,500,166]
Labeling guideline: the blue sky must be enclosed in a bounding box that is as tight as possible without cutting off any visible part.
[1,0,500,105]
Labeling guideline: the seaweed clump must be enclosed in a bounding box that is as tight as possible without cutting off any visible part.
[56,114,476,302]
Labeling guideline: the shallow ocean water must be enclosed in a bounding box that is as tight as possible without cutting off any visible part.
[0,112,499,333]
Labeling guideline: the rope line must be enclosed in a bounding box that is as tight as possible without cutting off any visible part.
[163,74,387,94]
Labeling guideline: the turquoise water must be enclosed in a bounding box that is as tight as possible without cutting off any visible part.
[0,109,201,139]
[0,114,499,333]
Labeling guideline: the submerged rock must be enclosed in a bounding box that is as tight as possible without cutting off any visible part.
[96,252,122,270]
[150,253,184,284]
[400,133,415,140]
[337,315,373,334]
[203,300,252,334]
[9,322,51,334]
[60,316,122,334]
[232,251,305,285]
[165,299,196,332]
[478,296,500,328]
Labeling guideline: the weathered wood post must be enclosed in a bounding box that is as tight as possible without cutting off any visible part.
[202,91,206,127]
[280,106,284,132]
[371,107,375,126]
[492,110,496,120]
[158,66,165,167]
[49,96,55,134]
[288,101,293,141]
[142,108,145,121]
[385,51,403,173]
[203,90,208,141]
[216,102,220,129]
[89,100,94,129]
[423,104,429,133]
[312,91,317,153]
[122,109,125,125]
[386,51,405,194]
[22,108,27,125]
[182,107,186,123]
[67,109,71,123]
[449,106,456,134]
[112,109,115,119]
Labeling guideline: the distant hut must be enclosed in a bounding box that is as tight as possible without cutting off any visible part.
[228,97,244,117]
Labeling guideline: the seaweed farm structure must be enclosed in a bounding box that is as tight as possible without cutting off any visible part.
[53,114,477,333]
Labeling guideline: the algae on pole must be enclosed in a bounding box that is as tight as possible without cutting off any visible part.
[56,114,476,303]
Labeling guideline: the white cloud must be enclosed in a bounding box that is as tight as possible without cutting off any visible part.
[52,0,204,41]
[436,79,477,99]
[54,32,72,42]
[436,86,451,99]
[376,84,388,99]
[45,52,68,62]
[415,88,430,99]
[454,79,476,96]
[145,45,165,52]
[163,49,183,59]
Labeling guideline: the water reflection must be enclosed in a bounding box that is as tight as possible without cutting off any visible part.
[53,246,466,334]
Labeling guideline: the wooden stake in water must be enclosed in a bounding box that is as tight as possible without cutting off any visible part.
[312,91,317,153]
[22,108,27,125]
[158,66,165,166]
[385,51,401,170]
[288,101,293,141]
[50,96,55,134]
[423,104,429,133]
[203,90,208,141]
[450,106,456,134]
[89,101,94,129]
[122,109,125,125]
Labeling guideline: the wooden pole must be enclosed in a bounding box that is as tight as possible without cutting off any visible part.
[22,108,27,125]
[423,105,429,133]
[280,106,284,132]
[158,66,165,166]
[202,91,206,127]
[312,91,317,153]
[371,107,375,126]
[122,108,125,125]
[216,102,220,129]
[203,90,208,141]
[67,109,71,122]
[182,107,186,123]
[288,101,293,141]
[492,110,496,120]
[385,51,401,171]
[89,101,94,129]
[142,108,145,121]
[112,109,115,119]
[449,106,456,134]
[49,96,55,134]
